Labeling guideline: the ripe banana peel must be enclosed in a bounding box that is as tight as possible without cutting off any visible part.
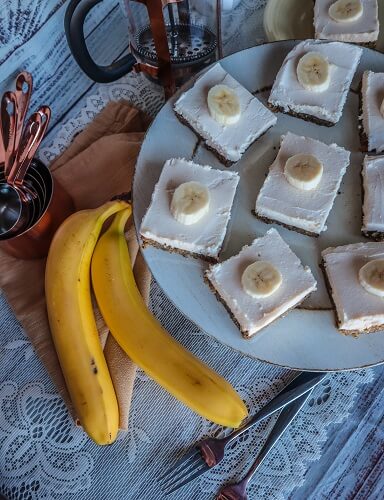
[91,207,248,428]
[45,199,129,445]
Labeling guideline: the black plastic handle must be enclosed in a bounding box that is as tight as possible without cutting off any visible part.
[65,0,137,83]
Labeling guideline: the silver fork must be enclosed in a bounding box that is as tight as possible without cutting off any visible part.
[216,389,312,500]
[158,371,326,494]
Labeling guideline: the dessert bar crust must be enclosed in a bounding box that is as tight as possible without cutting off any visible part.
[361,230,384,241]
[360,166,384,240]
[252,210,320,238]
[174,110,273,167]
[267,103,334,127]
[141,236,218,264]
[320,260,384,337]
[358,88,370,153]
[358,83,384,154]
[204,271,314,339]
[359,41,377,49]
[204,272,248,337]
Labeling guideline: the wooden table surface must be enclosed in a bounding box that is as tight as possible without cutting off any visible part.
[1,0,129,143]
[1,1,383,499]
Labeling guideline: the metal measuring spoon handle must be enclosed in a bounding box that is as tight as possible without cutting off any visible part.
[7,112,42,186]
[0,137,4,164]
[0,91,18,177]
[18,106,50,186]
[14,71,33,156]
[9,106,50,187]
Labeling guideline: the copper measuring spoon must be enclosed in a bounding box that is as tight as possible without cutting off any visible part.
[0,107,50,238]
[0,71,33,170]
[8,107,51,187]
[0,91,18,178]
[0,113,41,238]
[14,71,33,160]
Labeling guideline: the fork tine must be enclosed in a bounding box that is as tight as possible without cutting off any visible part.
[162,462,210,495]
[159,452,203,489]
[158,447,201,481]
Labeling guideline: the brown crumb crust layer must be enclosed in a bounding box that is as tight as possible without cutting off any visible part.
[360,150,384,241]
[358,87,369,152]
[313,28,377,49]
[358,85,384,154]
[141,236,218,264]
[359,41,377,49]
[320,260,384,337]
[174,110,273,167]
[267,103,335,127]
[204,271,314,340]
[252,210,320,238]
[362,230,384,241]
[204,273,248,337]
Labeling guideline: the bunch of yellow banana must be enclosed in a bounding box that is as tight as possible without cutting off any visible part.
[45,199,129,445]
[45,199,247,445]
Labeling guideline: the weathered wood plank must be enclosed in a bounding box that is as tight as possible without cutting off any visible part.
[0,0,117,64]
[1,0,66,63]
[1,1,129,131]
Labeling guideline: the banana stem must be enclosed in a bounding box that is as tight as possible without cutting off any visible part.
[110,207,132,235]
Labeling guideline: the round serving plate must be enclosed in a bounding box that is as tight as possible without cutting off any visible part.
[264,0,384,52]
[133,40,384,371]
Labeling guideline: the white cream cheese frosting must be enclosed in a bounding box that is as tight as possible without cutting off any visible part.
[322,242,384,331]
[268,40,362,124]
[314,0,379,43]
[362,155,384,233]
[140,158,239,259]
[255,132,350,234]
[361,71,384,153]
[206,228,317,337]
[174,63,277,163]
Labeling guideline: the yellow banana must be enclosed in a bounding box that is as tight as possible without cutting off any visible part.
[91,207,248,428]
[45,199,129,445]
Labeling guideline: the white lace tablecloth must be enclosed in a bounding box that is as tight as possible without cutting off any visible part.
[1,1,383,499]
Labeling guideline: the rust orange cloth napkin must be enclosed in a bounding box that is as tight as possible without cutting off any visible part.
[0,101,152,430]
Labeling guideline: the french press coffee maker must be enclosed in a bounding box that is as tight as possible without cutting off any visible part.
[65,0,221,99]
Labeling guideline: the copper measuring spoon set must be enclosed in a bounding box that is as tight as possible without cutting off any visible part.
[0,72,49,237]
[0,71,74,259]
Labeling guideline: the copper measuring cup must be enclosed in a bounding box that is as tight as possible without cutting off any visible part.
[0,163,47,241]
[0,159,75,260]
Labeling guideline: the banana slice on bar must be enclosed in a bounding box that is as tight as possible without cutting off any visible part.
[297,52,331,93]
[358,259,384,298]
[207,84,241,125]
[329,0,363,23]
[241,261,282,299]
[284,153,323,191]
[171,181,210,225]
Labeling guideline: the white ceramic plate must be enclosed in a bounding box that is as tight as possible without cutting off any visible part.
[133,41,384,371]
[264,0,384,52]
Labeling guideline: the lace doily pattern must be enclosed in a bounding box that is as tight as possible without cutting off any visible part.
[222,0,268,56]
[40,72,164,165]
[0,382,93,499]
[0,285,374,500]
[1,1,378,497]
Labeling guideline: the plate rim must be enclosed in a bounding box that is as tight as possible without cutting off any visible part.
[133,40,384,373]
[263,0,384,52]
